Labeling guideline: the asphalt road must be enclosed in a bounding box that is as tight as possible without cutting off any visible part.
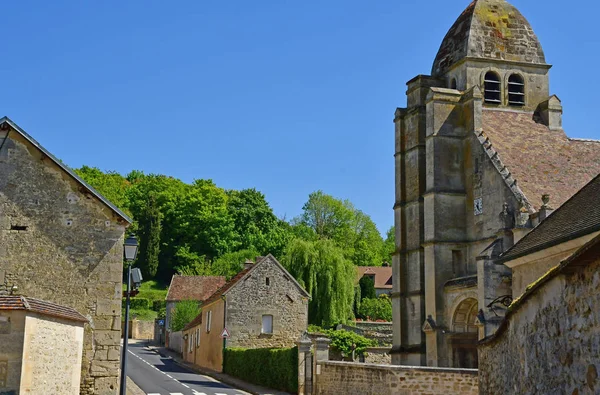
[126,342,248,395]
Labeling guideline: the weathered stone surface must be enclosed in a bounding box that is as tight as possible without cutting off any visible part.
[315,362,478,395]
[479,256,600,394]
[0,124,128,394]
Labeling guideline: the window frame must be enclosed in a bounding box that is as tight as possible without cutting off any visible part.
[483,71,502,104]
[507,73,525,106]
[206,310,212,333]
[261,314,274,335]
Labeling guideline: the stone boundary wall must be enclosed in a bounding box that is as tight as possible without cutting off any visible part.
[315,361,478,395]
[167,331,183,355]
[131,320,154,340]
[353,321,393,334]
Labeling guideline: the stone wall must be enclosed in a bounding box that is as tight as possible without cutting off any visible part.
[20,314,84,394]
[0,128,128,394]
[0,310,25,393]
[479,254,600,394]
[168,331,183,355]
[226,257,308,349]
[315,361,478,395]
[364,348,392,365]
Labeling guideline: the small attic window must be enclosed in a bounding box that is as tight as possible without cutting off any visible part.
[508,74,525,106]
[484,72,501,104]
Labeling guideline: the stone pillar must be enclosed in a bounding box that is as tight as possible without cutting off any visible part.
[315,337,331,362]
[297,333,313,395]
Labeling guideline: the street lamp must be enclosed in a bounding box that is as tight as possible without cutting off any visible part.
[119,234,139,395]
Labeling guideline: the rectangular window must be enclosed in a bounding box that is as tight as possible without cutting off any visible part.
[189,333,193,353]
[206,311,212,333]
[196,328,200,347]
[261,315,273,334]
[266,277,270,286]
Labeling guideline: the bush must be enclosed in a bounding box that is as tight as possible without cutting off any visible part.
[325,329,376,357]
[123,297,150,310]
[170,300,200,331]
[152,300,166,312]
[223,347,298,393]
[357,294,392,322]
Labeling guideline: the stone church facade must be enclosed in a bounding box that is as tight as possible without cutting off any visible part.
[0,118,131,394]
[391,0,600,368]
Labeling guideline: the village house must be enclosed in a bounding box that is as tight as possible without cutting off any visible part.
[0,296,88,394]
[392,0,600,368]
[165,274,226,345]
[479,174,600,394]
[356,265,392,297]
[182,255,309,372]
[0,117,132,394]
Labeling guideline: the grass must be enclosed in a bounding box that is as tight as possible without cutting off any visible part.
[122,280,168,321]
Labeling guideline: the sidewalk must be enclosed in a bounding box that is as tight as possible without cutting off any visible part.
[147,345,292,395]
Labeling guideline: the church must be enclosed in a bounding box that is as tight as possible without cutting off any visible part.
[391,0,600,369]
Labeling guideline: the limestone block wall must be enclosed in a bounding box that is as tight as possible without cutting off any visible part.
[0,311,26,393]
[479,257,600,394]
[315,362,478,395]
[20,314,84,394]
[226,258,308,349]
[0,130,127,394]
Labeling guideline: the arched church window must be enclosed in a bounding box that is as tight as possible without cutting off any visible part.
[484,72,501,104]
[508,74,525,106]
[450,78,457,90]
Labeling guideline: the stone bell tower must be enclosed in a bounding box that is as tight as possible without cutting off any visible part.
[391,0,557,368]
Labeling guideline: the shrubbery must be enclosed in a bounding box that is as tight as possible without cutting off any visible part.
[124,297,150,310]
[152,299,166,312]
[326,329,376,356]
[223,347,298,393]
[357,294,392,322]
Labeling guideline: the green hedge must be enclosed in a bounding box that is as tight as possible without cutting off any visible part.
[223,347,298,393]
[152,300,166,312]
[123,298,150,310]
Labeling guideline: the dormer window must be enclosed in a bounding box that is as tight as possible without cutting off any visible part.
[484,72,501,104]
[508,74,525,106]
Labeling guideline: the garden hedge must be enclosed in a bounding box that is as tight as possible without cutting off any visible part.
[123,297,150,310]
[223,347,298,393]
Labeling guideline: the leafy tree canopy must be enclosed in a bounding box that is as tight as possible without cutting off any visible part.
[170,299,200,332]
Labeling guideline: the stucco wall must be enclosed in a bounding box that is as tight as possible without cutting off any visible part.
[225,259,308,349]
[315,361,478,395]
[479,257,600,394]
[20,314,84,394]
[195,299,225,372]
[0,130,127,394]
[0,311,25,393]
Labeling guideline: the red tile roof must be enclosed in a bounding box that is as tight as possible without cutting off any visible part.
[0,296,88,323]
[165,275,226,302]
[482,109,600,210]
[356,266,393,289]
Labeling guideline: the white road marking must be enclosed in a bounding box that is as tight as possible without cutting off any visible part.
[147,393,161,395]
[170,393,184,395]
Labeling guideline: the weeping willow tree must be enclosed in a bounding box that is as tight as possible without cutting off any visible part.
[284,238,355,327]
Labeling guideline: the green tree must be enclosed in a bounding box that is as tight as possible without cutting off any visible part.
[211,248,259,280]
[357,294,392,322]
[137,193,162,278]
[170,300,200,332]
[75,166,131,214]
[297,191,385,266]
[284,238,355,327]
[382,225,395,262]
[359,275,376,300]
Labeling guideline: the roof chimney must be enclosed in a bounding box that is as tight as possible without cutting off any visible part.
[244,259,254,270]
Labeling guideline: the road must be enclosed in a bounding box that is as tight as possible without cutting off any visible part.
[126,342,248,395]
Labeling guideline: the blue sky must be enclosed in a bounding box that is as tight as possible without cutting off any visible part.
[2,1,598,234]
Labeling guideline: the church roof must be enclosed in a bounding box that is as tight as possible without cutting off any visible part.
[498,173,600,263]
[432,0,546,76]
[481,109,600,211]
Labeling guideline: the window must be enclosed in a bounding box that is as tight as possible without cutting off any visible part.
[450,78,457,89]
[266,277,270,286]
[206,311,212,333]
[196,328,200,347]
[261,315,273,334]
[189,333,193,353]
[508,74,525,106]
[483,72,501,104]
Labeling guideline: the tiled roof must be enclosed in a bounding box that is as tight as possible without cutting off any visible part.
[165,275,226,302]
[482,109,600,210]
[356,266,393,289]
[0,296,88,323]
[499,173,600,262]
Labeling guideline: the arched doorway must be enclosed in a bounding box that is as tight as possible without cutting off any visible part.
[450,298,479,368]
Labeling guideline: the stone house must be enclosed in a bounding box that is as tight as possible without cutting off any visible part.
[182,255,309,372]
[0,117,132,394]
[479,175,600,393]
[0,296,88,394]
[392,0,600,368]
[165,275,226,341]
[356,265,392,297]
